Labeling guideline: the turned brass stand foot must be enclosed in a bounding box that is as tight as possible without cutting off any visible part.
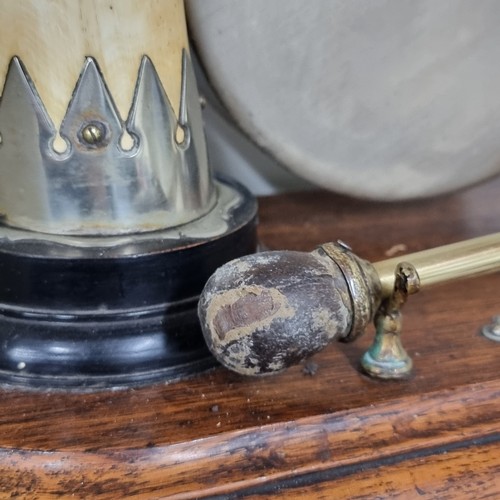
[482,316,500,342]
[361,310,413,378]
[361,262,420,379]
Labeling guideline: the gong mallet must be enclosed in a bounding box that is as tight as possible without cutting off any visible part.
[198,234,500,379]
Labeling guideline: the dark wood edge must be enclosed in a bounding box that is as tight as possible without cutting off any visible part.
[3,379,499,498]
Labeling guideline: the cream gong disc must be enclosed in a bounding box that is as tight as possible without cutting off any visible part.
[187,0,500,200]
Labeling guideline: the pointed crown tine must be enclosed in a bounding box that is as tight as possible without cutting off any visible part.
[0,57,56,134]
[0,51,215,236]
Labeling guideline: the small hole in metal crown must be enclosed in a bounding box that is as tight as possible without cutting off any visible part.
[120,130,136,151]
[175,124,190,148]
[52,134,69,154]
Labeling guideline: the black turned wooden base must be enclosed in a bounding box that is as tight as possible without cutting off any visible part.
[0,179,257,389]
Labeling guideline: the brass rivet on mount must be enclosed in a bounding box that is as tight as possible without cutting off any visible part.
[81,122,105,146]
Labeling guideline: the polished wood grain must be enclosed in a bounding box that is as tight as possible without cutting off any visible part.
[1,177,500,498]
[245,441,500,499]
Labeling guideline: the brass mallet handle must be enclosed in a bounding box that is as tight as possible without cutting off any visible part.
[374,232,500,298]
[198,233,500,376]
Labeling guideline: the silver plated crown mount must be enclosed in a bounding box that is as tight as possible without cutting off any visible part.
[0,50,215,236]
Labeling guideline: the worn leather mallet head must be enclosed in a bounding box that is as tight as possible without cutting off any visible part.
[198,243,382,375]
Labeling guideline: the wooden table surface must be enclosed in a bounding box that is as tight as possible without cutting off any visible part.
[1,177,500,498]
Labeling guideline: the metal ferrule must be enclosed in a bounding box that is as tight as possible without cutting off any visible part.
[320,241,383,342]
[0,50,215,236]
